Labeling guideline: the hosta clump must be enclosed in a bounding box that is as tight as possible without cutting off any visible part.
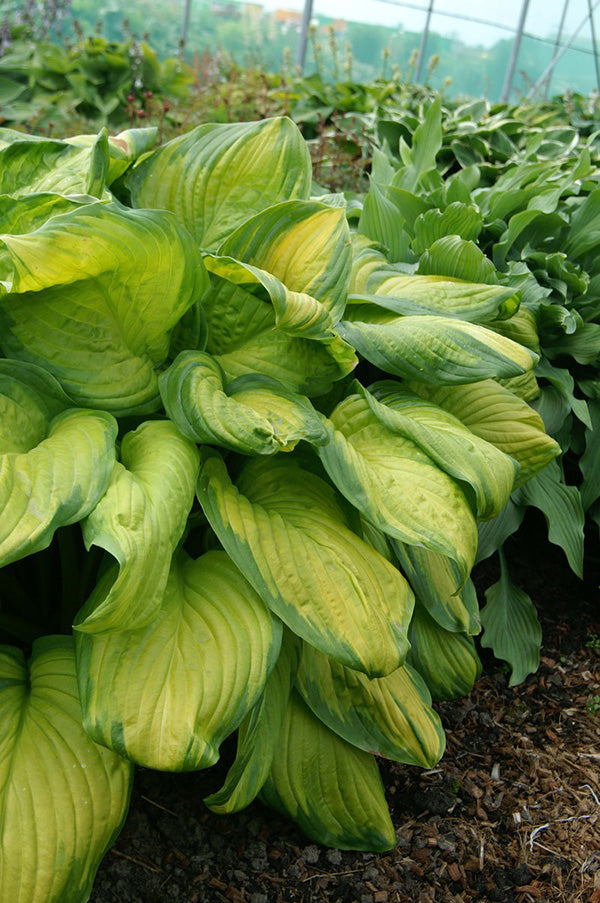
[0,116,555,900]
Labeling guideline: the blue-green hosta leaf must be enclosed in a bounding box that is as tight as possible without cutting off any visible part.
[475,499,526,564]
[260,690,395,852]
[126,117,311,248]
[217,199,351,323]
[514,459,585,577]
[581,402,600,511]
[159,350,327,454]
[197,451,414,677]
[204,631,300,814]
[317,392,477,582]
[412,203,483,255]
[0,200,207,414]
[0,366,117,566]
[408,379,560,488]
[393,542,480,635]
[76,421,200,635]
[417,235,497,285]
[407,604,482,701]
[338,312,537,385]
[358,180,412,262]
[480,552,542,686]
[349,270,519,324]
[545,322,600,365]
[0,637,133,903]
[534,358,591,428]
[363,381,518,519]
[296,643,445,767]
[76,551,281,771]
[393,95,442,192]
[0,129,110,199]
[200,273,356,397]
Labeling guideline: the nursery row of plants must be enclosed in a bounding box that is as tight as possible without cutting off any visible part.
[0,35,599,903]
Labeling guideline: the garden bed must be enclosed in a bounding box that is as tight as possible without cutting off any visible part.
[90,518,600,903]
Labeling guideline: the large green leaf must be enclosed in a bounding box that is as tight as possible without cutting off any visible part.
[0,636,132,903]
[126,117,311,248]
[581,401,600,511]
[0,129,110,199]
[0,361,117,567]
[408,379,560,487]
[200,268,356,397]
[204,631,300,814]
[349,271,519,323]
[76,421,200,634]
[338,311,537,385]
[362,381,518,519]
[159,350,327,454]
[76,551,281,771]
[407,604,482,701]
[217,199,351,323]
[0,200,207,414]
[393,542,480,635]
[480,551,542,686]
[260,690,395,851]
[296,642,445,767]
[317,391,478,580]
[197,450,414,676]
[412,203,483,254]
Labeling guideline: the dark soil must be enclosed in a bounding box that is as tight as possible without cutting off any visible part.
[90,520,600,903]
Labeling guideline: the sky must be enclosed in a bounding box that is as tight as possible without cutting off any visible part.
[246,0,597,49]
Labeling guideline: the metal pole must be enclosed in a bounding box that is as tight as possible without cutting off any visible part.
[588,0,600,91]
[501,0,531,102]
[296,0,315,71]
[415,0,434,83]
[180,0,192,59]
[528,0,600,97]
[543,0,570,98]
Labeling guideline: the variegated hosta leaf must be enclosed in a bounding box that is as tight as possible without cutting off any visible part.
[201,271,356,397]
[349,234,389,293]
[260,690,396,852]
[0,129,110,199]
[0,201,207,415]
[350,272,518,324]
[197,450,414,677]
[0,194,87,243]
[125,117,311,248]
[317,392,478,581]
[393,542,480,635]
[407,604,482,701]
[76,421,200,634]
[408,379,560,487]
[76,551,282,771]
[65,126,159,185]
[159,350,327,455]
[362,380,518,519]
[480,552,542,686]
[217,199,352,323]
[0,637,133,903]
[338,311,537,385]
[296,642,445,767]
[205,630,300,814]
[0,361,117,567]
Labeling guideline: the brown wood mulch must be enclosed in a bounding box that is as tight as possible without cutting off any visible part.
[90,530,600,903]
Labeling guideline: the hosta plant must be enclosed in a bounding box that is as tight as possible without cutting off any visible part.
[0,115,556,901]
[363,95,600,685]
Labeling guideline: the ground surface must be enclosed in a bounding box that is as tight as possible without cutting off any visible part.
[90,526,600,903]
